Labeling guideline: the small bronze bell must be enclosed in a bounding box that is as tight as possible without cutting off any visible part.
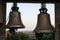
[34,3,55,33]
[6,3,25,29]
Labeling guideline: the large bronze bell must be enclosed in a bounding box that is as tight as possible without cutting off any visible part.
[34,3,55,33]
[34,13,55,33]
[6,3,25,29]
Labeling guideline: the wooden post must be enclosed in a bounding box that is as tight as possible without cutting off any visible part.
[55,3,60,40]
[0,1,6,40]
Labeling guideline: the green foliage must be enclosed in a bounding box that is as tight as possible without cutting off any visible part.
[6,31,37,40]
[36,32,55,40]
[18,32,29,40]
[6,32,19,40]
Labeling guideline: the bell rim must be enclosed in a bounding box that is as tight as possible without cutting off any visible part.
[6,27,25,29]
[6,25,25,29]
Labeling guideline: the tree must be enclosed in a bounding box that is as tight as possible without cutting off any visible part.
[6,32,29,40]
[6,31,37,40]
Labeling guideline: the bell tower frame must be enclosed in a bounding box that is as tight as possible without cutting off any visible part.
[0,0,59,40]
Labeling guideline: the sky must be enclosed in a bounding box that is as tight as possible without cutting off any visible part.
[6,3,55,31]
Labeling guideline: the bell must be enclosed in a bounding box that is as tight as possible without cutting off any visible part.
[6,2,25,29]
[34,3,55,33]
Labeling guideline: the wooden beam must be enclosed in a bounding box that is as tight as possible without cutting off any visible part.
[5,0,58,3]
